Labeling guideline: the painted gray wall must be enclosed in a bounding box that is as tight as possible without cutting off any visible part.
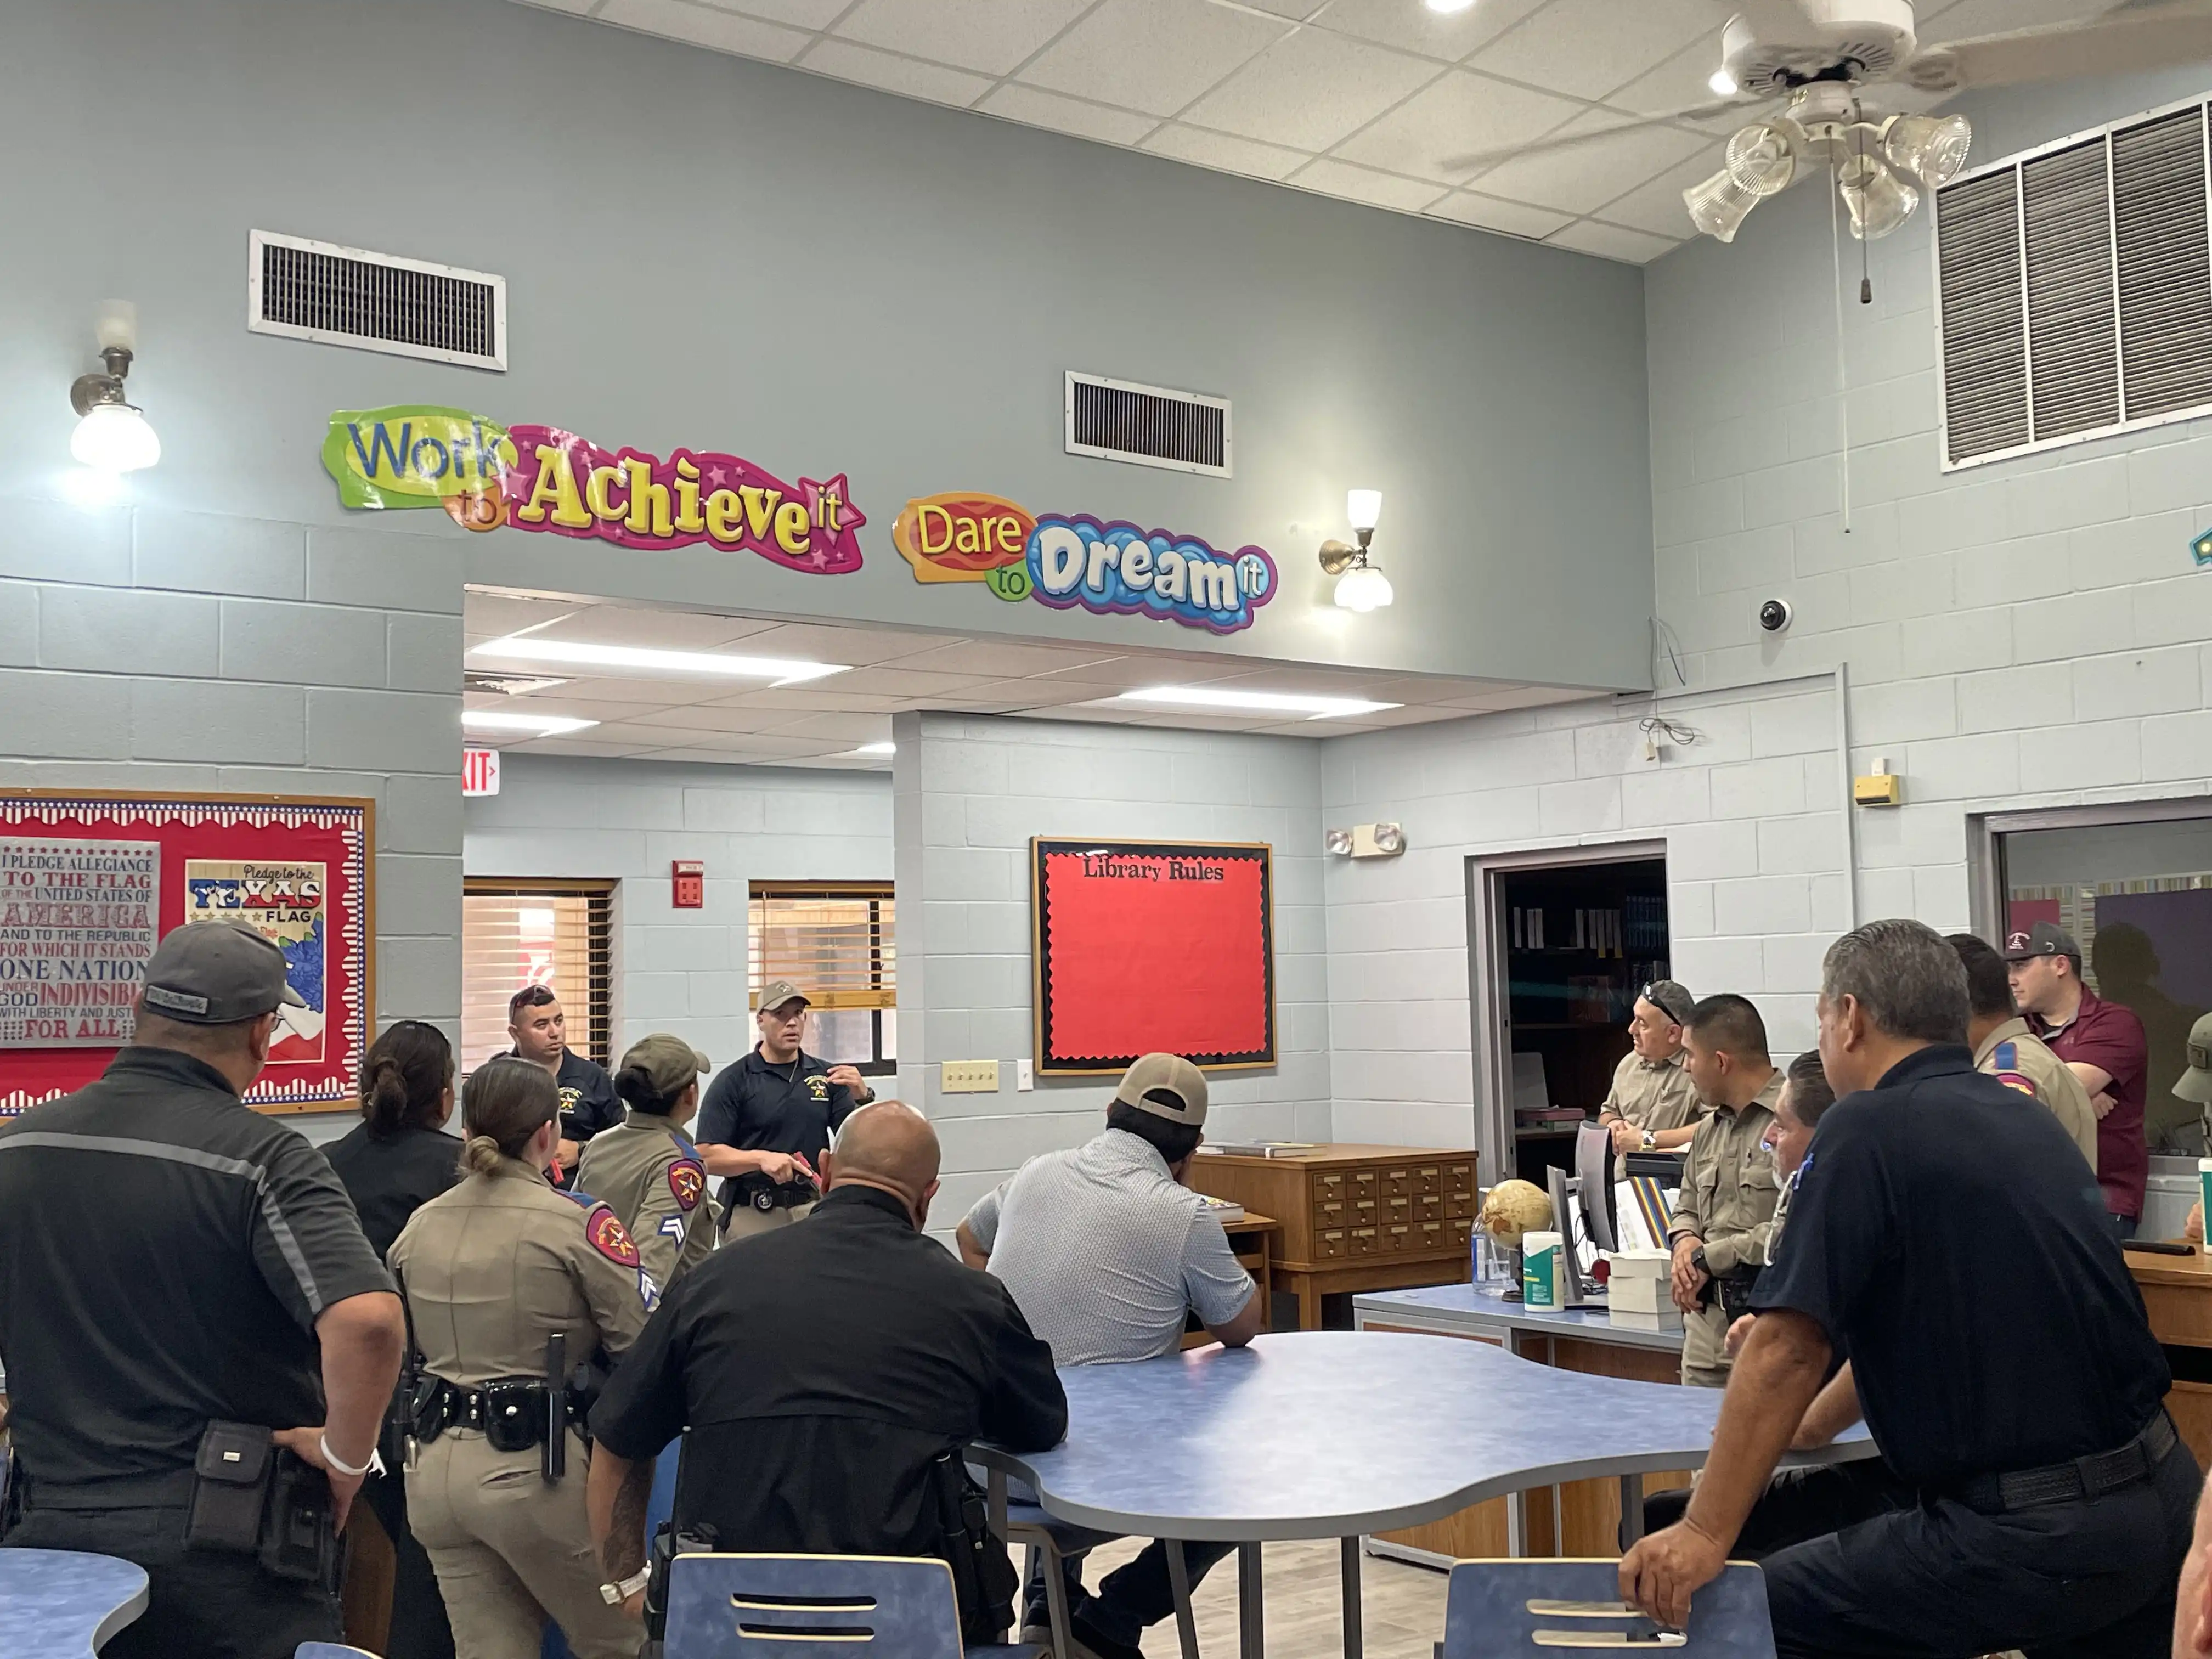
[4,0,1654,692]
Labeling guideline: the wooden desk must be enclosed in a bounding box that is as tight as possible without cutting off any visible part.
[1191,1144,1478,1328]
[1178,1212,1282,1348]
[2129,1246,2212,1465]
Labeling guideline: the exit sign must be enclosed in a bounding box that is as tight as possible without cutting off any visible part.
[462,748,501,797]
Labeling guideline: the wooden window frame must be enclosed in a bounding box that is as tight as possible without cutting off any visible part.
[749,879,895,1076]
[463,877,616,1068]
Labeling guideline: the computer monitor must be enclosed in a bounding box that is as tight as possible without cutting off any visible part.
[1544,1166,1596,1306]
[1573,1120,1620,1255]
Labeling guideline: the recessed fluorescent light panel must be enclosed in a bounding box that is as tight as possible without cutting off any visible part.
[469,635,848,686]
[848,742,896,756]
[462,710,600,736]
[1110,686,1402,720]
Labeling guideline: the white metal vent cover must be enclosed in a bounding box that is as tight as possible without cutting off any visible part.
[1065,372,1231,477]
[248,230,507,371]
[1934,93,2212,470]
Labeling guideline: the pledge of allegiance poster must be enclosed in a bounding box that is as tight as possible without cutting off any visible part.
[0,838,160,1046]
[185,861,328,1063]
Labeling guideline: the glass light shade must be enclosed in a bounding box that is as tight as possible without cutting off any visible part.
[70,403,161,472]
[1683,168,1761,242]
[1839,156,1919,241]
[1884,113,1972,189]
[1725,120,1799,198]
[1333,565,1393,612]
[1345,489,1383,532]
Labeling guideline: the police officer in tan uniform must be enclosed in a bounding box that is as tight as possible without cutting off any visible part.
[1950,932,2098,1175]
[578,1033,720,1290]
[388,1057,655,1659]
[1666,994,1784,1388]
[1599,980,1705,1155]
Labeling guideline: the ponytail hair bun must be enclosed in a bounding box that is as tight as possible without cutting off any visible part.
[614,1063,678,1115]
[359,1021,455,1136]
[459,1056,561,1171]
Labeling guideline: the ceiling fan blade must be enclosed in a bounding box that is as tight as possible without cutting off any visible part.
[1734,0,1821,32]
[1438,98,1772,177]
[1904,1,2212,94]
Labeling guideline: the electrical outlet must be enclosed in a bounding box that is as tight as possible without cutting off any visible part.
[1017,1059,1034,1091]
[941,1060,1001,1094]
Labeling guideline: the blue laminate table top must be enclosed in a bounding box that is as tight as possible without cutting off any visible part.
[973,1330,1870,1542]
[0,1549,150,1656]
[1355,1283,1688,1353]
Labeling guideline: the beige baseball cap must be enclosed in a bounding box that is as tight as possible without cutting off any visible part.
[1113,1052,1209,1126]
[619,1032,711,1097]
[755,979,809,1015]
[2176,1013,2212,1106]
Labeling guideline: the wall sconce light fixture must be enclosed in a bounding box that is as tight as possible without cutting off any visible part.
[1318,489,1393,612]
[69,301,160,473]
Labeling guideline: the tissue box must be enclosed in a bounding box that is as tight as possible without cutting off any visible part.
[1606,1249,1671,1315]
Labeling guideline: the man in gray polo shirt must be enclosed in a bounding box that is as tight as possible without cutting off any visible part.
[957,1052,1261,1659]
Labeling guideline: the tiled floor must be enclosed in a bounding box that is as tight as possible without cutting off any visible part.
[1075,1538,1449,1659]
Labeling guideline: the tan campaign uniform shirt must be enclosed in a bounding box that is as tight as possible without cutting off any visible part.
[1976,1017,2100,1176]
[577,1113,720,1290]
[1668,1071,1784,1388]
[1602,1049,1705,1135]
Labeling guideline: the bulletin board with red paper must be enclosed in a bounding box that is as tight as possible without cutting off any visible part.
[1031,838,1274,1075]
[0,793,374,1116]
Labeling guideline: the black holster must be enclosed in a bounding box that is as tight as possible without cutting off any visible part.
[0,1448,21,1543]
[646,1519,720,1643]
[182,1421,338,1587]
[933,1451,1017,1645]
[1715,1269,1762,1324]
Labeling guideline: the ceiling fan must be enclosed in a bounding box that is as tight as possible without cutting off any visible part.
[1449,1,2212,245]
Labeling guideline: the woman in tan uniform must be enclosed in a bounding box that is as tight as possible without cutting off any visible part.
[389,1057,655,1659]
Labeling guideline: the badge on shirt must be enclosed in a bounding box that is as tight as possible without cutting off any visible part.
[806,1073,830,1102]
[583,1204,642,1268]
[558,1086,583,1113]
[668,1159,706,1211]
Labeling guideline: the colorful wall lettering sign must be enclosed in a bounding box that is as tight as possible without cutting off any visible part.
[323,407,865,575]
[893,492,1276,635]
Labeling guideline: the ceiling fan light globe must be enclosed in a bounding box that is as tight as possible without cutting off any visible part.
[1683,167,1760,242]
[1884,112,1972,189]
[1724,119,1799,198]
[1838,155,1918,241]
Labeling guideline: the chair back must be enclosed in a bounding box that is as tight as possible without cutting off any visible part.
[665,1553,966,1659]
[1442,1559,1774,1657]
[296,1645,382,1658]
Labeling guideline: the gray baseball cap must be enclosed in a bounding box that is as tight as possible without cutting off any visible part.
[2004,921,2081,963]
[2176,1013,2212,1106]
[1638,979,1696,1026]
[140,921,306,1024]
[1113,1052,1209,1126]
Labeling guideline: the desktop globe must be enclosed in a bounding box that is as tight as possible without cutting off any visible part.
[1480,1179,1554,1246]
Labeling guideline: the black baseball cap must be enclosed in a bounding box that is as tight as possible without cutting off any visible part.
[140,921,306,1024]
[2004,922,2081,963]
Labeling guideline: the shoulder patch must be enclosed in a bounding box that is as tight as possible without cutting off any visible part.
[1993,1041,2018,1069]
[668,1158,706,1212]
[1995,1070,2039,1098]
[583,1203,642,1267]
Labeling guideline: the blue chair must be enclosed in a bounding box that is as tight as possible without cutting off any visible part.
[297,1646,381,1658]
[1441,1559,1774,1657]
[995,1500,1198,1659]
[663,1553,1045,1659]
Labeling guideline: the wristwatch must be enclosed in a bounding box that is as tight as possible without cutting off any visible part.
[1690,1244,1709,1276]
[1639,1128,1657,1152]
[600,1567,651,1606]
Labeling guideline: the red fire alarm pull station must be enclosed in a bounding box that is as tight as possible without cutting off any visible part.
[672,860,705,909]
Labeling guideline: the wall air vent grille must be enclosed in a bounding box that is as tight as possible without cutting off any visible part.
[1065,372,1231,477]
[249,230,506,371]
[1936,95,2212,469]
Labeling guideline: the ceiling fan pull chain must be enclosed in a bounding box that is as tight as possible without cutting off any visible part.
[1829,163,1853,537]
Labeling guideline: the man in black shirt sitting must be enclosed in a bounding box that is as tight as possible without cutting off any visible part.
[1622,917,2197,1658]
[587,1101,1066,1637]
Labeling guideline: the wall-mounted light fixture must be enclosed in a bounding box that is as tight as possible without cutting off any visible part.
[1318,489,1393,612]
[69,302,161,473]
[1326,823,1406,859]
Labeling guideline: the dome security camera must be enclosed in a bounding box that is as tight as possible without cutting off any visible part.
[1757,598,1793,634]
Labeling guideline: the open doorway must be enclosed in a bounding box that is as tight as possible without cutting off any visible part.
[1470,844,1672,1188]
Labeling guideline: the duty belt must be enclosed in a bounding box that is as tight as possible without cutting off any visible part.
[416,1376,589,1453]
[25,1467,200,1510]
[1957,1409,2179,1514]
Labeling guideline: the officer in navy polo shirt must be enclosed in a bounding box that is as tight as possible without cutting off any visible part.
[695,980,874,1238]
[506,983,620,1187]
[1621,918,2194,1659]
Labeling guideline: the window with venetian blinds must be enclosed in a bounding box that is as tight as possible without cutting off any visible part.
[461,880,614,1070]
[748,882,896,1073]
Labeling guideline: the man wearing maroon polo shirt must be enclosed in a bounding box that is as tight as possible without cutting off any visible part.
[2008,921,2150,1238]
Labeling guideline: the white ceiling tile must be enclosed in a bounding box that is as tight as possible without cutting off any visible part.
[1024,656,1251,690]
[732,621,963,664]
[806,665,1002,698]
[512,0,596,15]
[1291,157,1450,212]
[1139,122,1310,180]
[831,0,1097,77]
[758,712,898,742]
[469,675,685,706]
[1238,0,1322,15]
[1923,0,2115,41]
[980,83,1162,145]
[1425,190,1572,238]
[1333,69,1582,185]
[1016,0,1288,117]
[890,639,1123,677]
[1544,218,1684,263]
[697,0,850,27]
[1468,121,1708,214]
[1593,144,1724,238]
[1178,28,1441,154]
[1466,0,1729,101]
[594,0,812,61]
[622,704,821,733]
[1602,33,1751,129]
[795,38,996,105]
[1306,0,1549,64]
[645,733,850,759]
[698,689,908,713]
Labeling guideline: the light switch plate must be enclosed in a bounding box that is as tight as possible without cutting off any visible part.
[941,1059,1001,1094]
[1017,1059,1034,1092]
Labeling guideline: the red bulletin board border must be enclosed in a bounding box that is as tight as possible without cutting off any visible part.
[1031,837,1276,1075]
[0,793,375,1116]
